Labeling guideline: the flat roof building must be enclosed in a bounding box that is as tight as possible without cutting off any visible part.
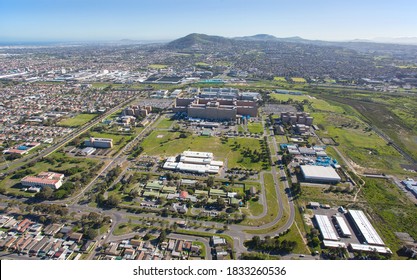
[347,209,385,246]
[21,172,64,190]
[315,214,339,241]
[163,151,223,174]
[333,215,352,237]
[173,97,258,121]
[301,165,341,184]
[84,137,113,149]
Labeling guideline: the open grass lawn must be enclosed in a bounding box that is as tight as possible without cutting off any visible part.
[313,111,409,174]
[89,131,133,153]
[245,177,290,233]
[359,178,417,258]
[195,62,210,67]
[141,132,265,170]
[247,122,264,134]
[248,199,264,216]
[270,93,344,114]
[156,117,175,129]
[317,94,417,162]
[148,64,168,69]
[241,173,278,226]
[273,77,287,82]
[58,113,98,127]
[299,185,356,205]
[291,77,307,83]
[113,222,138,236]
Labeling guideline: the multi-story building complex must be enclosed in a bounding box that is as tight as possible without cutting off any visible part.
[122,105,152,118]
[281,112,314,125]
[173,97,258,121]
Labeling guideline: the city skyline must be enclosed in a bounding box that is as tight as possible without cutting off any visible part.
[2,0,417,42]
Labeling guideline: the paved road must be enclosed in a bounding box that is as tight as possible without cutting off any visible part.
[1,113,299,259]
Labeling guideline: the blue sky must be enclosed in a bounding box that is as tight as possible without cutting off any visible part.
[1,0,417,42]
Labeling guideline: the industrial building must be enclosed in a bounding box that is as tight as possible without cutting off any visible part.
[349,243,392,254]
[163,151,223,174]
[21,172,65,190]
[84,137,113,148]
[332,215,352,237]
[173,97,258,121]
[402,178,417,198]
[315,214,339,241]
[347,209,385,246]
[300,165,341,184]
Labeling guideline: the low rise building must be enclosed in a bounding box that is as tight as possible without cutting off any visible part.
[21,172,65,189]
[84,137,113,148]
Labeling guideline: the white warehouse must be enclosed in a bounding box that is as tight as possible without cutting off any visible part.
[301,165,341,184]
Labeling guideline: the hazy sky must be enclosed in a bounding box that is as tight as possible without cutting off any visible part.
[1,0,417,42]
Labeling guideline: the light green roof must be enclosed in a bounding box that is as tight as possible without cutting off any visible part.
[195,190,209,196]
[145,181,164,190]
[142,191,160,197]
[209,189,227,197]
[162,186,177,193]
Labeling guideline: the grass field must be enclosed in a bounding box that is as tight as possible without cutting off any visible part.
[270,94,344,113]
[155,117,175,129]
[58,113,98,127]
[273,77,287,82]
[274,91,413,175]
[359,178,417,258]
[148,64,168,69]
[241,173,278,226]
[247,199,264,216]
[291,77,307,83]
[247,122,264,134]
[0,152,99,197]
[141,132,265,170]
[315,113,407,174]
[195,62,210,67]
[317,94,417,162]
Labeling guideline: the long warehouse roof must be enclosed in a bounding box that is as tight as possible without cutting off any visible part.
[333,216,352,237]
[348,209,384,246]
[315,214,339,241]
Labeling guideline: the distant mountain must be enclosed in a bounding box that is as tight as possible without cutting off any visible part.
[234,34,307,43]
[372,37,417,45]
[234,34,279,41]
[166,33,234,49]
[166,33,417,55]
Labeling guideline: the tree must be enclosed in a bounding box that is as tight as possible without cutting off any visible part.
[143,233,152,241]
[216,197,226,210]
[85,228,98,240]
[158,230,167,242]
[106,195,120,208]
[206,176,215,188]
[36,187,54,200]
